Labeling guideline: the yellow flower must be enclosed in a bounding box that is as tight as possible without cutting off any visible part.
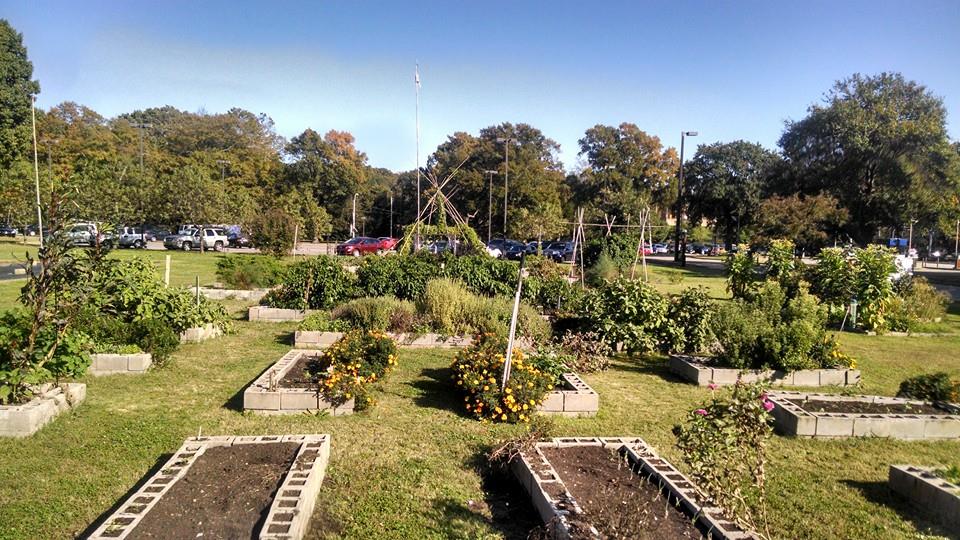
[500,414,507,421]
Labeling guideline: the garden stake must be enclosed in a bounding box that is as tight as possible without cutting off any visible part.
[501,253,526,390]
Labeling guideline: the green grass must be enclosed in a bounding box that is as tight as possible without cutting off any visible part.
[0,304,959,539]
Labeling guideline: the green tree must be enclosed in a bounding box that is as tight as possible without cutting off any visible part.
[684,141,779,249]
[753,194,848,252]
[0,19,39,169]
[778,73,960,244]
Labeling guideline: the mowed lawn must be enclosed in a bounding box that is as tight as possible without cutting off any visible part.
[0,259,958,538]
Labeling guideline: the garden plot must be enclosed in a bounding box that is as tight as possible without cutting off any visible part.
[888,465,960,534]
[294,330,472,349]
[537,373,599,417]
[0,383,85,437]
[180,323,223,343]
[190,285,271,302]
[669,355,861,387]
[88,434,330,540]
[767,391,960,439]
[89,353,152,376]
[249,306,315,322]
[243,350,354,415]
[512,437,756,539]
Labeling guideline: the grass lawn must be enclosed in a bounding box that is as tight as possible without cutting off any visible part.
[0,294,958,539]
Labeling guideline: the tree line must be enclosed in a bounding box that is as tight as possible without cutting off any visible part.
[1,20,958,248]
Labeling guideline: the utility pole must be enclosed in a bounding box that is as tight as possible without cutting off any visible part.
[674,130,698,266]
[389,195,394,238]
[415,63,421,249]
[31,96,43,248]
[496,137,518,237]
[351,193,359,238]
[908,218,917,254]
[484,170,498,243]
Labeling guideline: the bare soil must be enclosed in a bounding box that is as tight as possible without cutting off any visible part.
[787,398,947,415]
[539,446,703,539]
[277,354,328,388]
[127,442,300,539]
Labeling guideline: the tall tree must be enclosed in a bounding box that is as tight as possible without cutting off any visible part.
[573,123,678,223]
[683,140,779,249]
[778,72,959,243]
[753,193,848,251]
[0,19,39,169]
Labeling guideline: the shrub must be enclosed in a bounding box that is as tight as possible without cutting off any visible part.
[558,331,611,373]
[444,254,517,297]
[526,343,571,387]
[897,372,960,403]
[807,247,854,309]
[663,287,714,354]
[852,245,895,331]
[582,278,669,354]
[0,310,92,402]
[331,296,417,332]
[419,278,474,334]
[317,330,398,410]
[725,250,756,299]
[298,311,354,332]
[887,276,950,332]
[130,318,180,366]
[215,255,287,289]
[262,256,355,309]
[355,253,443,300]
[584,233,642,269]
[586,252,620,285]
[766,238,799,292]
[251,207,297,257]
[524,272,583,313]
[673,382,773,536]
[711,301,768,370]
[451,333,555,423]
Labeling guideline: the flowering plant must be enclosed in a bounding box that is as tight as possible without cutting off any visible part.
[317,330,397,410]
[673,381,774,538]
[451,333,554,423]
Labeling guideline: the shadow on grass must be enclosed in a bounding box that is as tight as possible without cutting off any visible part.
[429,450,541,539]
[273,330,295,347]
[223,382,247,412]
[609,355,688,384]
[841,479,955,538]
[78,453,173,538]
[407,366,471,418]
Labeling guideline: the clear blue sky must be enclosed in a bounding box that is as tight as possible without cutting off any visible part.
[5,0,959,172]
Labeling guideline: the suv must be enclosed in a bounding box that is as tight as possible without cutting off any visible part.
[117,226,148,249]
[56,222,115,248]
[163,227,229,251]
[543,241,575,263]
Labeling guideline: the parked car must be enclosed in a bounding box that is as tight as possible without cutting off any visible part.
[23,224,39,236]
[377,237,399,251]
[0,224,17,237]
[336,236,383,256]
[543,241,575,263]
[427,240,459,254]
[163,227,229,251]
[228,232,253,248]
[525,240,545,255]
[651,243,668,254]
[51,222,115,248]
[500,240,526,260]
[117,226,148,249]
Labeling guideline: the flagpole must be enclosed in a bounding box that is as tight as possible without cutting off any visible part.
[415,63,421,250]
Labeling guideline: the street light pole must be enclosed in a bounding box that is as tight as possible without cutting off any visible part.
[674,131,698,266]
[351,193,359,238]
[484,170,498,243]
[31,95,43,248]
[908,218,917,254]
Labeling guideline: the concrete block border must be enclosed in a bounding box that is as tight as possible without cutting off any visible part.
[511,437,757,539]
[89,353,152,376]
[190,286,271,302]
[87,434,331,540]
[768,391,960,440]
[537,373,599,417]
[294,330,472,349]
[889,465,960,534]
[243,350,354,415]
[249,306,316,322]
[180,323,223,343]
[0,383,86,437]
[669,355,861,387]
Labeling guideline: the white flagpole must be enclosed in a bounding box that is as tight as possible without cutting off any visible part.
[415,63,421,250]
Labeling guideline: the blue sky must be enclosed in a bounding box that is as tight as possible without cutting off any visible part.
[5,0,959,172]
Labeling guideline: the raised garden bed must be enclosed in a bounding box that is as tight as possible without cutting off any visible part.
[888,465,960,534]
[191,286,271,302]
[512,437,757,539]
[249,306,316,322]
[243,350,354,415]
[294,330,471,349]
[0,383,86,437]
[537,373,599,417]
[89,353,152,376]
[88,434,331,539]
[669,355,861,387]
[179,323,223,343]
[767,391,960,439]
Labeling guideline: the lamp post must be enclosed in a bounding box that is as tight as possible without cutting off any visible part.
[674,130,698,266]
[351,193,359,238]
[496,137,519,237]
[483,170,499,243]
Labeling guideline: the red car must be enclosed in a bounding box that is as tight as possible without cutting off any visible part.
[336,236,384,256]
[378,237,398,251]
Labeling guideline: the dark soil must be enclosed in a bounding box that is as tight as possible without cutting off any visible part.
[277,354,327,388]
[128,442,300,539]
[787,398,947,415]
[540,446,702,539]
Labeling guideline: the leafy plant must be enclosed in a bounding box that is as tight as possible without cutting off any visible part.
[887,276,950,332]
[558,331,611,373]
[852,245,895,331]
[526,343,570,387]
[663,287,714,354]
[807,247,854,309]
[262,255,355,309]
[451,333,554,423]
[331,296,417,332]
[298,311,354,332]
[896,372,959,403]
[251,207,297,257]
[673,382,774,538]
[215,255,287,289]
[765,239,799,293]
[317,330,398,410]
[725,250,757,299]
[581,278,669,354]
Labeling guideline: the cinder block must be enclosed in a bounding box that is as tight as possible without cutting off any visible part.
[669,356,709,385]
[126,353,152,372]
[846,370,862,385]
[791,370,820,387]
[814,416,854,437]
[924,418,960,439]
[91,354,126,372]
[852,417,925,439]
[563,392,599,413]
[539,392,564,412]
[818,369,846,386]
[280,391,320,410]
[709,368,740,385]
[243,390,280,410]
